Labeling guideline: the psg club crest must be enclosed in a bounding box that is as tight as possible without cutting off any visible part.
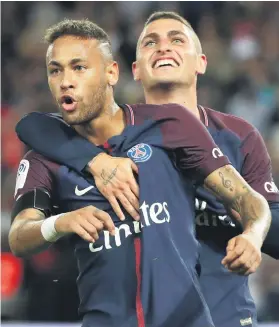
[127,143,153,163]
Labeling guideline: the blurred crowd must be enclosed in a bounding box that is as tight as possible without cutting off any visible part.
[1,1,279,323]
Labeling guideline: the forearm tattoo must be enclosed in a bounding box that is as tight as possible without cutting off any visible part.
[206,165,270,239]
[218,171,234,192]
[230,188,270,239]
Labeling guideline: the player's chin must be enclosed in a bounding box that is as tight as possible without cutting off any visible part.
[151,71,180,82]
[61,110,81,125]
[151,77,181,89]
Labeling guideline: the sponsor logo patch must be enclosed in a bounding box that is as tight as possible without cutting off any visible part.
[264,181,279,193]
[75,185,94,196]
[212,147,224,159]
[14,160,30,197]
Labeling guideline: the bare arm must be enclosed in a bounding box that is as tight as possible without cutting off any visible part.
[204,164,271,274]
[240,125,279,259]
[9,208,49,257]
[204,164,271,241]
[9,206,115,258]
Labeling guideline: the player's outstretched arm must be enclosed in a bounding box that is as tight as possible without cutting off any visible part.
[16,112,104,172]
[240,126,279,259]
[151,103,272,273]
[204,165,271,275]
[9,206,115,257]
[16,112,140,221]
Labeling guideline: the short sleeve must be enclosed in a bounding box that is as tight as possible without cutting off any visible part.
[16,113,104,172]
[155,104,230,183]
[240,127,279,202]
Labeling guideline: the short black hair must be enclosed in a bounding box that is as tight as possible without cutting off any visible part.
[44,19,113,59]
[137,11,202,54]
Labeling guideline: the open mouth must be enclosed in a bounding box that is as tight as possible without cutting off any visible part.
[153,58,179,69]
[61,95,77,112]
[61,95,75,104]
[64,96,74,104]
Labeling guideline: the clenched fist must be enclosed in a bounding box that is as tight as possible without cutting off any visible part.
[222,232,262,275]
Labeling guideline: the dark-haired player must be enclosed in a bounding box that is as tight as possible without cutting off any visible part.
[12,18,273,327]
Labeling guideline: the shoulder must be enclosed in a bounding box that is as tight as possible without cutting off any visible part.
[21,150,60,171]
[129,103,199,124]
[205,107,257,141]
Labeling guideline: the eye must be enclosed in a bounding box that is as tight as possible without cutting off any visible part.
[144,40,156,47]
[172,38,184,45]
[74,65,86,71]
[49,68,60,75]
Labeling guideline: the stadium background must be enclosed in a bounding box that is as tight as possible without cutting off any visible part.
[1,1,279,326]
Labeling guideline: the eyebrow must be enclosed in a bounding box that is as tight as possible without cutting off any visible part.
[141,30,188,44]
[48,58,86,66]
[168,30,187,38]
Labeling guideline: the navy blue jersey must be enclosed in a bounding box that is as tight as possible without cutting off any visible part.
[16,104,279,327]
[14,103,230,327]
[195,105,279,327]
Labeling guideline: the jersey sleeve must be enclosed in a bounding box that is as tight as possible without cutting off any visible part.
[156,104,230,184]
[14,151,55,199]
[12,150,58,219]
[16,112,104,172]
[240,126,279,259]
[240,127,279,202]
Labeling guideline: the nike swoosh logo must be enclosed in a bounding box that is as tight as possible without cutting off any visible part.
[75,185,94,196]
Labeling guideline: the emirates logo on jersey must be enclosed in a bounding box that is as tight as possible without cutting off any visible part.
[89,200,170,253]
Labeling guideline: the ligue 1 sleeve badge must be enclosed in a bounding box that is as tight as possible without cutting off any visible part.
[127,143,153,163]
[14,159,30,197]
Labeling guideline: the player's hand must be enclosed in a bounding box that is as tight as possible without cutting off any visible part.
[55,206,115,243]
[221,233,262,275]
[87,153,140,221]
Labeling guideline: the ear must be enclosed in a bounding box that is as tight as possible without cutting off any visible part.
[107,61,119,86]
[196,54,207,75]
[132,61,140,81]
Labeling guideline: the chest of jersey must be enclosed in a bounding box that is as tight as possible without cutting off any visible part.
[54,123,199,262]
[55,167,106,212]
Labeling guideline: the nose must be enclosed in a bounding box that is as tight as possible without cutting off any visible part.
[157,39,172,54]
[60,70,75,90]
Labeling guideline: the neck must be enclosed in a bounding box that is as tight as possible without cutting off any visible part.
[144,84,200,120]
[74,99,125,146]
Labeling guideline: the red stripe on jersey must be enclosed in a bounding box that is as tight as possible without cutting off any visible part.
[103,142,113,154]
[199,105,209,127]
[125,104,135,125]
[134,238,145,327]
